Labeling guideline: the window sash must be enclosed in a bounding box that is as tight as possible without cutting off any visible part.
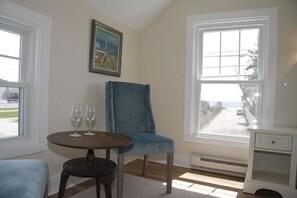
[199,28,260,81]
[0,82,29,138]
[0,26,28,140]
[196,80,261,132]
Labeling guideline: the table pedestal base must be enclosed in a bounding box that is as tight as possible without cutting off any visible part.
[58,157,117,198]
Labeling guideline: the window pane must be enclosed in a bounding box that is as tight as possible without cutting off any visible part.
[203,32,220,56]
[221,56,238,67]
[202,28,259,81]
[202,68,219,78]
[0,57,19,82]
[0,87,20,138]
[240,29,259,81]
[240,56,250,66]
[241,29,259,52]
[0,30,21,58]
[239,65,250,77]
[202,32,220,79]
[203,57,219,67]
[221,30,239,56]
[221,66,239,77]
[240,65,258,79]
[245,52,258,80]
[199,83,259,137]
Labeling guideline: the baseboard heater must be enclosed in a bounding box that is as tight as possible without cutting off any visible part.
[190,154,247,177]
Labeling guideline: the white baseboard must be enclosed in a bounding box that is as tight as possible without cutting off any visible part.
[144,153,191,169]
[173,153,191,168]
[48,173,89,196]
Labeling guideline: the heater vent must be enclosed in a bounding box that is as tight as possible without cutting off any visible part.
[191,154,247,177]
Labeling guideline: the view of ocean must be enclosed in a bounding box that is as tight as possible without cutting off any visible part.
[208,101,242,109]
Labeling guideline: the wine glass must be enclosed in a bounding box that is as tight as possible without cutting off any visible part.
[70,104,82,137]
[84,104,96,135]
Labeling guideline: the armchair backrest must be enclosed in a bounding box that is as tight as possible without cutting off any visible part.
[105,81,156,134]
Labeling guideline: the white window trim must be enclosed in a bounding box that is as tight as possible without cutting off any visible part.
[184,8,277,148]
[0,1,51,159]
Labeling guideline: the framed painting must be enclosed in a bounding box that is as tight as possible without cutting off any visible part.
[89,19,123,77]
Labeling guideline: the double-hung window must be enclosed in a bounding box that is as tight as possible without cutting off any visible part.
[0,1,51,159]
[184,8,277,148]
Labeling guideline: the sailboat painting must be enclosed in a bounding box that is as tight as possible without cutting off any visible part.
[89,19,123,77]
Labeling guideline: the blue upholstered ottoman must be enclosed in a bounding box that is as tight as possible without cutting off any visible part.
[0,159,48,198]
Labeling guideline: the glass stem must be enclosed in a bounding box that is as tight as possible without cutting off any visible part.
[89,120,92,132]
[75,121,78,134]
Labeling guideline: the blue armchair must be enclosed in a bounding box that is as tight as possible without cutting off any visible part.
[0,159,48,198]
[105,81,174,198]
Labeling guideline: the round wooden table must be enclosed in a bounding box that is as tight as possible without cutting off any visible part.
[47,131,133,198]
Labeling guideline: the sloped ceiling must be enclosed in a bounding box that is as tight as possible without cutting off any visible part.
[82,0,173,32]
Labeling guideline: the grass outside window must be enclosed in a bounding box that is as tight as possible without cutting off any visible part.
[0,108,18,118]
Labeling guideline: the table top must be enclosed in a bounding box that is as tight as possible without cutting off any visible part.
[248,125,297,136]
[47,131,133,150]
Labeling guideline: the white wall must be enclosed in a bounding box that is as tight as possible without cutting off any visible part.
[139,0,297,164]
[9,0,141,179]
[7,0,297,184]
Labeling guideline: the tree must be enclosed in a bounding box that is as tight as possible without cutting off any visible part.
[239,49,258,117]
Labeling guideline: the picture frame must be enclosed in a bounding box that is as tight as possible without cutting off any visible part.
[89,19,123,77]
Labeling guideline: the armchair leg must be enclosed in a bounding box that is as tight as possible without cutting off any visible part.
[117,155,124,198]
[43,185,48,198]
[166,152,174,194]
[142,155,148,176]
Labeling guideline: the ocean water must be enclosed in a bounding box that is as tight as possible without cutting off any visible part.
[208,101,242,109]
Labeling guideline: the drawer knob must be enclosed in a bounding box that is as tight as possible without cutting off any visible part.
[272,140,275,144]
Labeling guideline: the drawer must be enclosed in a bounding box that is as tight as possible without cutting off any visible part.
[255,134,292,152]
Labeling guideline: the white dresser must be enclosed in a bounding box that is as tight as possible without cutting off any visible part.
[244,126,297,198]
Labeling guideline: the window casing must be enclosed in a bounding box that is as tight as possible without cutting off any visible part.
[0,2,51,159]
[184,8,277,148]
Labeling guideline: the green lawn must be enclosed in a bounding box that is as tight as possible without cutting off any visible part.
[0,108,18,118]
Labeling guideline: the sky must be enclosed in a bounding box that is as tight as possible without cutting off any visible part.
[0,29,20,82]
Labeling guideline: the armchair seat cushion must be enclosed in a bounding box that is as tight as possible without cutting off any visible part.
[116,132,174,155]
[0,159,48,198]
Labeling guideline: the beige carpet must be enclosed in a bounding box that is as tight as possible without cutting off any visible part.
[71,174,215,198]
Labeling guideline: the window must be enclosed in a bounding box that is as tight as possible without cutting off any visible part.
[0,2,51,159]
[184,8,277,148]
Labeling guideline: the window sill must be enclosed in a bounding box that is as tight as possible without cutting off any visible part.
[183,134,249,149]
[0,141,48,159]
